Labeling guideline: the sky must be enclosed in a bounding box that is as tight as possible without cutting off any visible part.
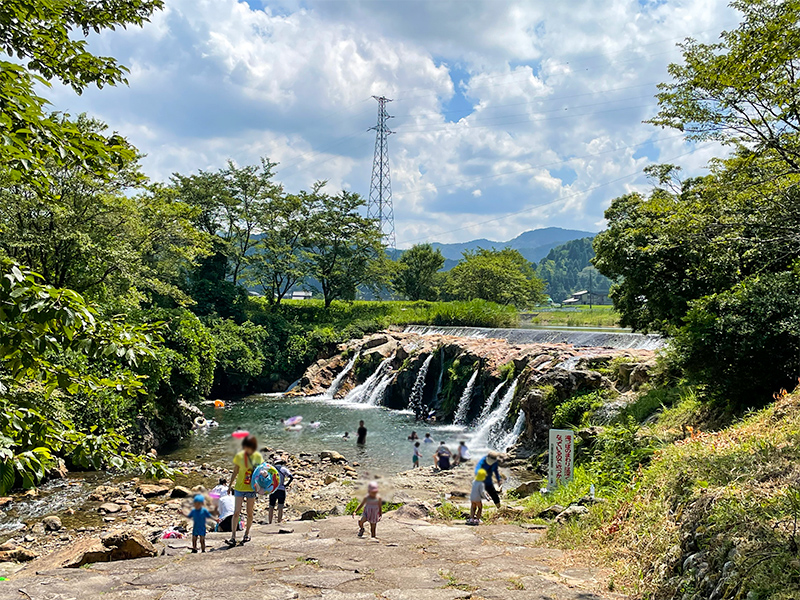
[46,0,739,247]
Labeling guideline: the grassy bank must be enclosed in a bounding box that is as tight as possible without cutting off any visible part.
[523,386,800,600]
[527,306,620,328]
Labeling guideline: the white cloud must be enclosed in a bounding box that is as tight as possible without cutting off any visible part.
[41,0,739,247]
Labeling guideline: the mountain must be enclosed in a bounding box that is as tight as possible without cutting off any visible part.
[425,227,596,270]
[536,237,612,303]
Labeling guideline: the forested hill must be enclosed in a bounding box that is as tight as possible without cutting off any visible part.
[536,237,612,303]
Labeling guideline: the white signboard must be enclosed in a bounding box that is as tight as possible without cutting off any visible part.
[548,429,574,490]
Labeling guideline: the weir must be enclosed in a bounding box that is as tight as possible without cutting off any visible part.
[403,325,663,350]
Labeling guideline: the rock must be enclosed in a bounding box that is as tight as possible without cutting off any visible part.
[170,486,193,498]
[576,495,606,506]
[555,505,589,523]
[538,504,565,519]
[300,509,319,521]
[382,590,471,600]
[158,478,174,487]
[319,451,347,463]
[46,459,69,480]
[191,485,207,493]
[278,527,294,534]
[0,547,38,562]
[512,481,542,498]
[89,485,122,501]
[0,497,12,508]
[0,541,16,551]
[324,475,338,485]
[137,484,169,498]
[630,361,655,389]
[42,515,62,531]
[99,502,121,514]
[28,528,156,570]
[362,334,390,350]
[393,502,430,520]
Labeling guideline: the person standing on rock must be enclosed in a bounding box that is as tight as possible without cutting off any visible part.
[354,481,382,538]
[434,442,452,470]
[356,420,368,445]
[474,452,503,508]
[268,460,294,524]
[225,435,262,547]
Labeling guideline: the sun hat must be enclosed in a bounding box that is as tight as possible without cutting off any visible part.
[486,454,497,465]
[475,469,487,482]
[367,481,379,492]
[193,494,205,503]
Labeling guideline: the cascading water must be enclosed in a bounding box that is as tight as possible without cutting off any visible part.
[364,372,394,406]
[408,354,433,419]
[476,380,505,424]
[435,351,444,402]
[325,351,359,398]
[498,410,525,452]
[470,377,518,450]
[343,355,393,404]
[453,368,480,425]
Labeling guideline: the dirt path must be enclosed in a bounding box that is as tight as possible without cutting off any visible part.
[4,510,613,600]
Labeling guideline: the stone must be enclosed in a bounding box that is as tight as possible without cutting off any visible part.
[0,497,12,508]
[0,540,16,551]
[319,451,347,463]
[537,504,565,519]
[300,509,319,521]
[0,547,38,562]
[280,570,363,588]
[512,481,542,498]
[99,502,122,514]
[137,484,169,498]
[630,361,655,389]
[393,502,431,520]
[381,591,471,600]
[555,505,589,523]
[89,485,122,501]
[42,515,62,531]
[170,486,193,498]
[362,334,390,350]
[576,495,606,506]
[324,475,338,486]
[47,459,69,480]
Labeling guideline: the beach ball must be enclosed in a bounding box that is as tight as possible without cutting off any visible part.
[251,462,280,495]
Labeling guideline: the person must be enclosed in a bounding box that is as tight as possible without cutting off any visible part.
[356,420,367,445]
[216,492,238,532]
[209,477,228,499]
[434,442,452,470]
[412,442,422,468]
[342,432,350,440]
[225,434,262,547]
[186,494,213,552]
[408,431,419,441]
[469,469,488,525]
[456,441,471,466]
[268,460,294,524]
[422,433,434,445]
[474,452,503,508]
[354,481,382,538]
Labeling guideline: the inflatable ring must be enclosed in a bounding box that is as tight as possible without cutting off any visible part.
[193,416,207,428]
[232,430,249,440]
[214,400,225,408]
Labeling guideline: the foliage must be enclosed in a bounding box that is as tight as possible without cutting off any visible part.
[589,417,656,491]
[393,243,445,301]
[435,502,467,520]
[445,248,546,309]
[537,238,611,303]
[552,391,604,429]
[207,319,271,393]
[0,0,163,183]
[529,305,619,328]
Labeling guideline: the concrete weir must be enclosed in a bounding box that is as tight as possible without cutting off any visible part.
[403,324,664,350]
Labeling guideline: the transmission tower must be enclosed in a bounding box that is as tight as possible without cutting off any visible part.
[368,95,396,251]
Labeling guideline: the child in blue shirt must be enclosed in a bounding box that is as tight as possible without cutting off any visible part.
[187,494,213,553]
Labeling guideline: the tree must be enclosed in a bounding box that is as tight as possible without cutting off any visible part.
[304,184,389,307]
[246,191,312,305]
[0,0,163,183]
[537,237,612,303]
[649,0,800,173]
[446,248,546,309]
[393,244,445,301]
[0,116,208,304]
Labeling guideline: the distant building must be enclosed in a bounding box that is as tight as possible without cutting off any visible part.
[291,290,313,301]
[562,289,609,306]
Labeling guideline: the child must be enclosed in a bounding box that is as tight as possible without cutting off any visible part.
[353,481,382,538]
[469,469,488,525]
[187,494,213,552]
[225,434,262,547]
[412,442,422,468]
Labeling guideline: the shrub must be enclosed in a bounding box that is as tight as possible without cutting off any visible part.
[208,319,271,393]
[552,391,605,428]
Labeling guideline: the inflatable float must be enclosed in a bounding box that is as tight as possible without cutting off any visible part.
[231,430,249,440]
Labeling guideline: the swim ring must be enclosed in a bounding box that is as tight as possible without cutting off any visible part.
[214,400,225,408]
[231,430,249,439]
[193,416,207,428]
[251,462,280,495]
[284,415,303,426]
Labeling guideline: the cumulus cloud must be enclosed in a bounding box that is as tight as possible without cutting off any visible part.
[44,0,739,246]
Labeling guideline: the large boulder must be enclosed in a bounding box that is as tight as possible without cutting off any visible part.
[362,334,391,350]
[319,451,347,463]
[392,502,431,520]
[137,484,169,498]
[42,515,62,531]
[26,528,157,570]
[630,361,656,390]
[555,504,589,523]
[170,485,193,498]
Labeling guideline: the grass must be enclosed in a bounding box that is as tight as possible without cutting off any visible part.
[438,569,477,592]
[528,306,620,328]
[435,501,467,521]
[345,497,404,515]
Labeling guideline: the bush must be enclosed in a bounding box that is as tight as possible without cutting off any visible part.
[208,319,271,393]
[552,391,604,428]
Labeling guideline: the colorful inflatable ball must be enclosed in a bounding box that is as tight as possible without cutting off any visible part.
[251,462,280,495]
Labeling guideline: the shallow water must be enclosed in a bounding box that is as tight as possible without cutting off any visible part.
[166,393,492,476]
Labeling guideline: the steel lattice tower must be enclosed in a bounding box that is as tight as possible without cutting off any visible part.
[368,96,396,250]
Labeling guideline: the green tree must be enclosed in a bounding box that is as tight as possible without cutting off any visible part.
[537,237,611,303]
[0,0,163,183]
[304,184,389,307]
[446,248,545,309]
[393,244,445,301]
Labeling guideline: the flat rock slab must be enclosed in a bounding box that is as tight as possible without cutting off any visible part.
[280,571,364,588]
[380,590,472,600]
[316,592,380,600]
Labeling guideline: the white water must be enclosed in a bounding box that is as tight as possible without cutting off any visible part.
[325,352,359,398]
[498,410,526,452]
[435,351,444,402]
[408,354,433,416]
[476,380,505,424]
[364,372,394,406]
[453,368,480,425]
[343,355,393,404]
[470,377,518,450]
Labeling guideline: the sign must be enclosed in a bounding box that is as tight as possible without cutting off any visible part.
[548,428,574,490]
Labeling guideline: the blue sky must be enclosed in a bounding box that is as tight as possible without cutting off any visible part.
[44,0,737,247]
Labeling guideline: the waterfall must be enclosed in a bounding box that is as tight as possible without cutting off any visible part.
[498,410,525,452]
[435,351,444,402]
[470,377,518,450]
[408,354,433,419]
[343,355,393,404]
[325,351,359,398]
[453,368,479,425]
[364,372,393,406]
[476,380,505,424]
